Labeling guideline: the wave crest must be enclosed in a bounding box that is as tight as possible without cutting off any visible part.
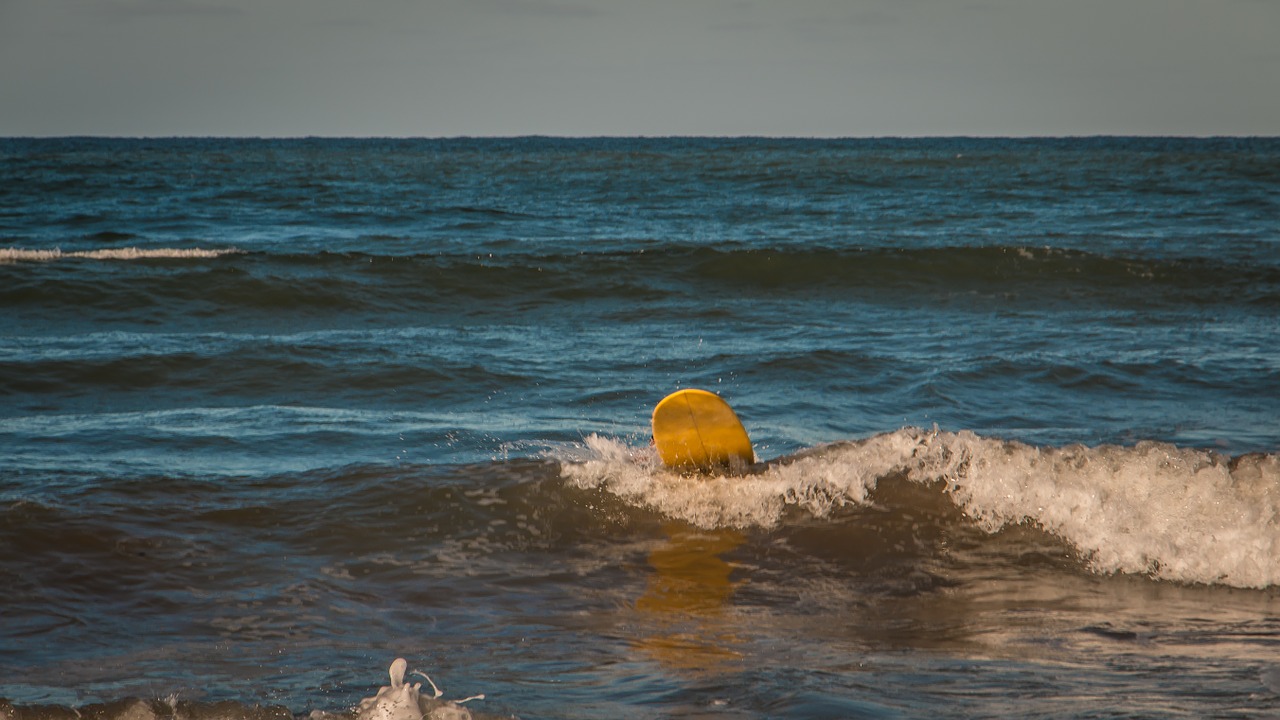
[0,247,243,263]
[559,429,1280,588]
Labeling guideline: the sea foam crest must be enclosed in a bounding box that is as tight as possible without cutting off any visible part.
[561,429,1280,588]
[0,247,242,263]
[908,430,1280,589]
[561,431,915,529]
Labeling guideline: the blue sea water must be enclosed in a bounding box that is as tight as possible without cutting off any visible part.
[1,137,1278,718]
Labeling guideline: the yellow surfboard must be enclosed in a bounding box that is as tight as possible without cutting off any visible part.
[651,389,755,473]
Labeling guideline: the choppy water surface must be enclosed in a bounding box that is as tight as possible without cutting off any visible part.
[1,137,1278,718]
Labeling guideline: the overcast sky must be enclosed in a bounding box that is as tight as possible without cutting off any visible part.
[2,0,1278,137]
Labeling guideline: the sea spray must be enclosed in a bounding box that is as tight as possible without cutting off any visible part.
[310,659,499,720]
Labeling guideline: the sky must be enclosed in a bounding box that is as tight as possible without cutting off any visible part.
[2,0,1278,137]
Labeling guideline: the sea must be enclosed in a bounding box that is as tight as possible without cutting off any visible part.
[1,136,1278,719]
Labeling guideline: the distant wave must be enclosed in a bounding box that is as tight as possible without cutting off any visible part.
[247,243,1280,301]
[5,243,1275,323]
[0,247,243,263]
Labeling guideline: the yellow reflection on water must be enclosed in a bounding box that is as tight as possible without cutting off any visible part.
[634,524,745,673]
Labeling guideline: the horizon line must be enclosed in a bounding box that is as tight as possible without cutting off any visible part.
[4,133,1278,141]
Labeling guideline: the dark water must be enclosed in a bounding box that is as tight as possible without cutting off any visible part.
[1,137,1278,718]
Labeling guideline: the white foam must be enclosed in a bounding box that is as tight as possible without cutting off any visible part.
[0,246,242,263]
[561,432,908,529]
[910,431,1280,588]
[309,658,488,720]
[559,429,1280,588]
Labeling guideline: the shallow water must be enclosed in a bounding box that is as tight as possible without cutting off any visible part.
[1,137,1278,718]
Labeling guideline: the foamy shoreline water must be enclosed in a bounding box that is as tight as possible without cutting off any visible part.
[0,658,511,720]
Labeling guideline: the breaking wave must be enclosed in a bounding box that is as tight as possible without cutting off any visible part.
[0,247,243,264]
[560,428,1280,589]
